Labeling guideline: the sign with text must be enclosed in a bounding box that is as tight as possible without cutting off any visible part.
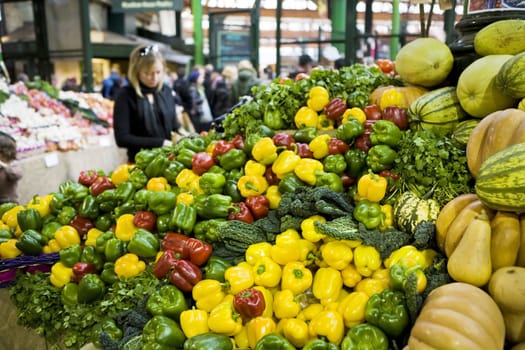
[217,31,251,68]
[112,0,183,12]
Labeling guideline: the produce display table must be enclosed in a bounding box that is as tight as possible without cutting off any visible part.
[16,136,127,204]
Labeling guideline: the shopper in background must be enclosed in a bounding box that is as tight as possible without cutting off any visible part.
[334,57,346,70]
[172,66,193,118]
[0,132,22,204]
[203,63,215,104]
[230,59,260,105]
[187,66,213,133]
[101,68,126,100]
[209,65,237,118]
[113,44,194,163]
[289,54,315,80]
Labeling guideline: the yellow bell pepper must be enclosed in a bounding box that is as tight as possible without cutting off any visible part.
[176,169,203,193]
[379,87,404,110]
[308,134,331,159]
[245,242,272,266]
[252,137,278,165]
[49,262,73,288]
[317,113,335,131]
[307,86,330,112]
[357,172,387,203]
[355,277,386,297]
[312,267,342,304]
[246,316,276,349]
[281,261,313,295]
[294,106,319,128]
[244,160,266,177]
[253,286,274,318]
[225,262,255,295]
[85,228,104,247]
[384,245,430,269]
[206,140,217,155]
[321,240,354,270]
[111,163,132,185]
[379,204,393,230]
[297,303,323,322]
[294,158,324,185]
[114,213,138,242]
[273,289,301,319]
[280,318,310,348]
[270,238,301,266]
[0,239,22,258]
[300,215,326,243]
[372,268,391,289]
[192,279,227,312]
[234,326,250,349]
[337,291,370,328]
[180,308,209,338]
[237,175,268,198]
[1,205,24,229]
[114,253,146,278]
[147,177,171,191]
[341,264,362,288]
[253,256,282,288]
[54,225,81,249]
[26,194,53,217]
[208,295,243,336]
[265,185,281,209]
[272,150,301,179]
[0,221,8,231]
[342,107,367,124]
[308,309,345,345]
[176,192,194,205]
[43,239,61,253]
[353,245,381,277]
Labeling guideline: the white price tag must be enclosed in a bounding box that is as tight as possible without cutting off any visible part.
[44,152,59,168]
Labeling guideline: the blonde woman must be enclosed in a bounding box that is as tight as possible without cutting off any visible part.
[113,44,194,163]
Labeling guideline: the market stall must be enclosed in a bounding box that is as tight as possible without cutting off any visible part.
[1,18,525,350]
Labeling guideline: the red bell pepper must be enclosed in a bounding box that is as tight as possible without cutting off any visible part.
[355,132,372,153]
[184,238,213,266]
[232,134,245,150]
[341,173,356,189]
[382,106,409,130]
[228,202,254,224]
[295,142,313,158]
[324,98,347,120]
[161,233,189,257]
[89,176,115,196]
[212,140,235,160]
[72,261,98,283]
[168,259,202,293]
[153,249,179,279]
[78,170,100,187]
[272,132,295,150]
[328,138,350,155]
[192,151,215,175]
[233,288,266,321]
[245,195,270,219]
[69,215,94,237]
[133,211,157,232]
[363,104,382,120]
[264,166,280,186]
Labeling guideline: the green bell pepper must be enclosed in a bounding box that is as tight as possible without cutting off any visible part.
[17,208,42,231]
[264,108,285,130]
[335,119,364,143]
[148,191,177,216]
[77,273,106,303]
[344,149,367,178]
[115,181,136,204]
[79,194,100,220]
[134,189,151,211]
[100,262,119,285]
[366,145,397,173]
[92,318,123,348]
[226,168,244,181]
[183,332,233,350]
[370,120,402,147]
[303,338,340,350]
[176,148,197,168]
[203,255,232,282]
[56,206,77,226]
[340,323,388,350]
[135,149,159,169]
[193,218,227,243]
[156,213,171,234]
[146,284,188,320]
[389,262,426,293]
[323,154,347,175]
[207,165,226,175]
[194,194,233,219]
[218,148,247,171]
[176,136,207,153]
[142,315,186,350]
[104,237,127,262]
[293,126,318,143]
[129,167,149,190]
[81,245,104,271]
[199,172,226,195]
[353,200,384,229]
[254,333,295,350]
[316,172,344,192]
[0,202,17,218]
[169,202,197,234]
[113,201,136,218]
[243,133,262,155]
[59,243,82,267]
[61,282,79,305]
[96,231,115,254]
[96,189,118,212]
[59,180,89,204]
[127,228,160,258]
[49,192,70,214]
[15,229,46,255]
[223,179,242,203]
[365,288,410,337]
[278,173,306,194]
[145,154,170,178]
[164,160,186,184]
[0,229,12,244]
[95,213,114,232]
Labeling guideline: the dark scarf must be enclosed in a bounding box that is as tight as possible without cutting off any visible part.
[137,84,175,139]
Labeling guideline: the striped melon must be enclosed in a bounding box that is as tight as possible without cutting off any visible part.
[475,142,525,213]
[393,191,440,234]
[451,119,480,149]
[407,86,468,134]
[496,51,525,99]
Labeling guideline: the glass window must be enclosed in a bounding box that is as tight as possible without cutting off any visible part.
[2,1,35,42]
